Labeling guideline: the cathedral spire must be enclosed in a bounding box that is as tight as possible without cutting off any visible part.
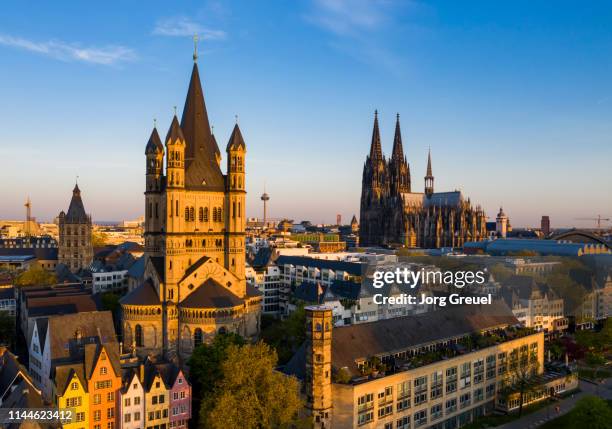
[425,147,434,196]
[391,113,404,161]
[369,110,383,161]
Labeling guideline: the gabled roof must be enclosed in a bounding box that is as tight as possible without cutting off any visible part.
[47,311,116,362]
[119,280,159,306]
[127,256,145,279]
[84,342,121,380]
[179,256,212,283]
[226,124,246,151]
[54,363,87,396]
[0,348,30,401]
[35,317,49,350]
[179,278,244,309]
[65,184,89,222]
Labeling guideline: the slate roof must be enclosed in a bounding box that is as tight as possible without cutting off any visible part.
[250,247,274,269]
[179,278,244,309]
[0,247,58,260]
[423,191,463,208]
[180,62,225,191]
[275,255,364,276]
[47,311,116,362]
[127,256,145,279]
[226,124,246,151]
[54,363,87,396]
[119,280,159,306]
[0,348,29,401]
[2,379,45,423]
[145,127,164,154]
[83,342,121,380]
[65,184,89,222]
[293,282,327,304]
[166,115,185,144]
[331,301,518,376]
[26,294,98,318]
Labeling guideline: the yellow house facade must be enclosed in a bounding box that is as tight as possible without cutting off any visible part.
[56,367,90,429]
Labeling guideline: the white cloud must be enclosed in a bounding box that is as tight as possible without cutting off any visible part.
[306,0,395,36]
[152,17,226,40]
[0,34,136,65]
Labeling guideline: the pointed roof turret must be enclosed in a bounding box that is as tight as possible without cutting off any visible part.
[391,113,404,161]
[369,110,383,161]
[65,183,88,222]
[166,115,185,144]
[145,127,164,154]
[180,62,224,190]
[226,123,246,151]
[426,147,433,177]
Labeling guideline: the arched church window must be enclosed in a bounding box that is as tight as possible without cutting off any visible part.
[203,207,209,222]
[199,207,204,222]
[189,207,195,221]
[194,328,203,348]
[135,325,143,347]
[238,202,241,218]
[232,202,236,219]
[218,207,223,220]
[185,207,189,221]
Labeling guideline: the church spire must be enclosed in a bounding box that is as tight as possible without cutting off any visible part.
[369,110,383,161]
[180,57,224,190]
[425,147,434,196]
[391,113,404,161]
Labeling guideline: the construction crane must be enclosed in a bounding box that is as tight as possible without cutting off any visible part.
[24,196,31,236]
[574,215,611,230]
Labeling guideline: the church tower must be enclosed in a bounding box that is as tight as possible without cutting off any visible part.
[58,184,93,272]
[225,123,247,282]
[120,50,261,361]
[424,148,434,197]
[305,306,333,428]
[359,111,388,247]
[389,113,411,195]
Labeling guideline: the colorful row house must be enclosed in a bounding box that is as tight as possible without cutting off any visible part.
[54,343,191,429]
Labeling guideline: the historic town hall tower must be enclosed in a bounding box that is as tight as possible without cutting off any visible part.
[121,53,261,361]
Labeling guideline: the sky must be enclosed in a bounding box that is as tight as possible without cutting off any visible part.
[1,0,611,228]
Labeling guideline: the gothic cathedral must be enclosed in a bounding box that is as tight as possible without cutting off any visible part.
[120,56,261,362]
[359,112,487,248]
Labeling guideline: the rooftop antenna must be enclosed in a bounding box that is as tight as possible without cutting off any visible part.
[193,34,199,62]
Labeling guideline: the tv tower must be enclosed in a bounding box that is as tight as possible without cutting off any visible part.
[260,187,270,229]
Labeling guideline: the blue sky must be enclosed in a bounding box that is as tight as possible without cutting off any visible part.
[1,0,611,228]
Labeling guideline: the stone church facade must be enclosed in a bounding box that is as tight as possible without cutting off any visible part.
[359,112,487,249]
[58,184,93,272]
[120,57,261,362]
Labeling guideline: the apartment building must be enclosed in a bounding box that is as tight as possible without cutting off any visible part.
[286,302,577,429]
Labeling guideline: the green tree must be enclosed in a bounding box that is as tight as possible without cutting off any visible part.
[260,306,306,364]
[101,293,120,313]
[0,312,15,347]
[14,265,56,286]
[92,231,109,247]
[199,342,304,429]
[568,396,612,429]
[489,263,513,283]
[501,350,541,417]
